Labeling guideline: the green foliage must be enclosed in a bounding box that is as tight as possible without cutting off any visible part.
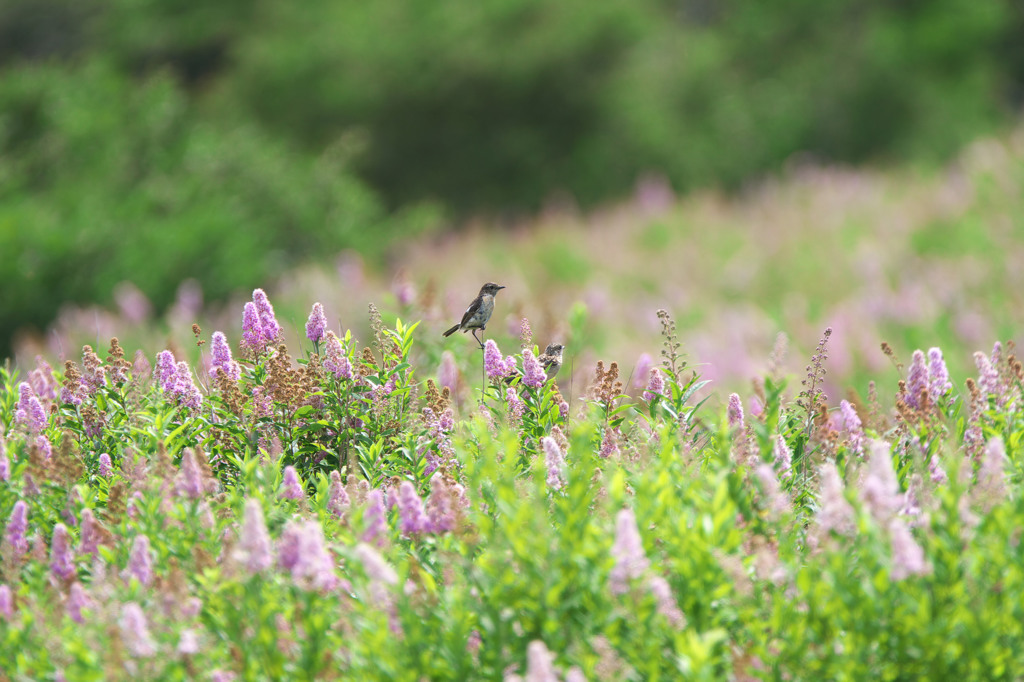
[0,60,422,357]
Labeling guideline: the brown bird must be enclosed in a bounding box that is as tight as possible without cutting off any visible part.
[539,343,565,381]
[443,282,505,348]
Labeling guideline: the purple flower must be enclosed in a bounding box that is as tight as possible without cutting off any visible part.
[176,449,204,500]
[889,518,928,580]
[542,436,565,491]
[67,582,93,623]
[772,435,793,480]
[860,440,902,523]
[361,489,389,547]
[327,471,350,519]
[240,499,273,574]
[50,523,76,581]
[437,351,458,394]
[396,481,431,536]
[755,464,790,519]
[974,351,1002,400]
[505,388,525,426]
[978,436,1008,501]
[521,349,545,389]
[171,362,203,410]
[610,508,649,595]
[559,400,569,420]
[210,332,241,382]
[280,466,304,500]
[599,427,619,458]
[78,509,100,558]
[642,368,667,402]
[241,302,265,355]
[633,353,654,390]
[647,575,686,628]
[156,350,177,391]
[519,318,533,348]
[127,535,153,586]
[816,462,855,536]
[30,357,58,403]
[355,542,396,588]
[927,347,952,401]
[323,331,353,380]
[523,641,558,682]
[5,501,29,558]
[119,603,156,657]
[727,393,744,429]
[484,340,513,381]
[0,584,12,619]
[426,473,457,534]
[306,302,328,345]
[278,519,337,591]
[15,382,48,435]
[177,629,200,655]
[98,453,113,478]
[905,350,929,409]
[839,400,864,456]
[252,289,281,343]
[0,441,8,482]
[133,349,152,382]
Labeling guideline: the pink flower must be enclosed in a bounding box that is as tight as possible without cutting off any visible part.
[542,437,565,492]
[817,462,855,536]
[905,350,929,409]
[78,509,100,558]
[860,440,902,523]
[156,350,177,392]
[727,393,744,430]
[15,382,47,435]
[5,501,29,558]
[521,349,545,389]
[98,453,113,477]
[484,340,511,381]
[306,302,328,345]
[252,289,281,343]
[323,331,353,380]
[889,518,928,580]
[119,603,156,657]
[176,449,204,500]
[772,435,793,480]
[67,582,93,623]
[280,466,304,500]
[210,331,241,382]
[609,508,649,595]
[239,499,273,574]
[396,481,431,536]
[642,368,667,402]
[361,490,389,547]
[327,471,350,519]
[50,523,76,581]
[278,520,337,591]
[0,584,13,620]
[126,535,153,586]
[927,347,952,401]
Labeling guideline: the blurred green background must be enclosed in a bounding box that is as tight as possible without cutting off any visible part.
[2,0,1023,361]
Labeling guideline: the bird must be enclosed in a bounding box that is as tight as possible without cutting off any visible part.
[539,343,565,381]
[442,282,505,348]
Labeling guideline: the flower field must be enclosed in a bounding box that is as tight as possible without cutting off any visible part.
[1,288,1023,680]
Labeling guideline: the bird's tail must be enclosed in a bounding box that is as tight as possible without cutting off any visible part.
[442,324,461,337]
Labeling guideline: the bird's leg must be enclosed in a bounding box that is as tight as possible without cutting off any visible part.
[472,328,485,349]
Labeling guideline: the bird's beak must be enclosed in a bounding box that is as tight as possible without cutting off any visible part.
[497,285,506,290]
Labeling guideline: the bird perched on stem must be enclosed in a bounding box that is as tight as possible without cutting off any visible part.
[539,343,565,381]
[443,282,505,348]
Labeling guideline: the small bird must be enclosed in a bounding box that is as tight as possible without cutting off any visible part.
[539,343,565,381]
[443,282,505,348]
